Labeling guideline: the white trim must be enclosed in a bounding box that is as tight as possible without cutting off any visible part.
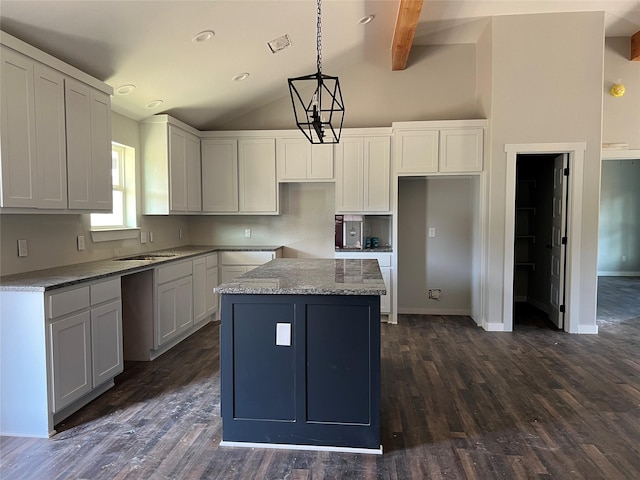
[598,271,640,277]
[482,321,506,331]
[220,441,383,455]
[90,228,140,243]
[503,143,587,334]
[577,324,598,334]
[601,149,640,160]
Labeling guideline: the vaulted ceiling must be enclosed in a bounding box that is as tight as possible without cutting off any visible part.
[1,0,638,130]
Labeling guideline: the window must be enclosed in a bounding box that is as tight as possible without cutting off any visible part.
[90,142,137,239]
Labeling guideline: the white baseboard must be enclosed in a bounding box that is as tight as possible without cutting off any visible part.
[598,271,640,277]
[482,321,506,331]
[576,324,598,334]
[398,307,471,316]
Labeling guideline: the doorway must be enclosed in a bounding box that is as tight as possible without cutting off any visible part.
[513,154,567,330]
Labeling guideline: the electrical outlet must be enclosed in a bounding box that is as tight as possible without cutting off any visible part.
[77,235,85,251]
[149,231,154,243]
[622,255,627,262]
[17,239,28,257]
[428,289,442,300]
[179,228,183,239]
[140,231,148,244]
[244,228,251,238]
[428,227,436,238]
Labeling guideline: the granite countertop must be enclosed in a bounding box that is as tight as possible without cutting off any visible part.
[215,258,386,296]
[0,245,283,292]
[335,247,393,253]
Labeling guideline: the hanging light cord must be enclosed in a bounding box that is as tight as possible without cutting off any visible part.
[316,0,322,74]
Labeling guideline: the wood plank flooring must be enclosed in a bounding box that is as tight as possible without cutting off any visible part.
[2,306,639,479]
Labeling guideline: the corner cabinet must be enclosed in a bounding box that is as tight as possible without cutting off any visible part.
[335,132,391,213]
[0,34,113,212]
[393,120,486,175]
[141,115,202,214]
[201,135,278,214]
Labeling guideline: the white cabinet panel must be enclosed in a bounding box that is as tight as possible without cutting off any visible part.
[364,137,390,212]
[220,265,248,284]
[168,126,188,212]
[335,138,364,212]
[206,265,219,318]
[277,138,333,182]
[439,128,483,173]
[89,89,112,211]
[90,300,123,387]
[394,130,438,174]
[156,261,193,347]
[238,138,277,213]
[0,47,37,208]
[201,138,239,212]
[49,311,92,412]
[193,257,208,325]
[380,267,391,314]
[186,132,202,212]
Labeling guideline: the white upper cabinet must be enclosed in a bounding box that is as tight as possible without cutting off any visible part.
[65,78,113,212]
[201,135,278,214]
[277,137,334,182]
[393,121,486,175]
[141,116,202,214]
[335,134,390,213]
[0,35,113,212]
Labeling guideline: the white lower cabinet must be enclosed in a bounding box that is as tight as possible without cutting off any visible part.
[47,277,122,414]
[334,252,392,316]
[219,250,282,283]
[380,267,391,314]
[193,254,218,325]
[205,255,219,319]
[156,261,193,347]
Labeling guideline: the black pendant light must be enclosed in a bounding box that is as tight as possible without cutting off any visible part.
[288,0,344,144]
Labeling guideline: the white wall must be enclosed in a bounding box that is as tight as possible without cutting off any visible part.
[0,112,191,276]
[189,183,335,259]
[483,12,605,331]
[598,159,640,274]
[603,37,640,150]
[397,177,473,314]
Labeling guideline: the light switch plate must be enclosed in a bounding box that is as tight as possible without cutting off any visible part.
[428,227,436,237]
[149,231,154,243]
[77,235,85,251]
[244,228,251,238]
[140,231,148,244]
[17,239,28,257]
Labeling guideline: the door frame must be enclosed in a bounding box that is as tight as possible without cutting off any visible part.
[503,143,586,333]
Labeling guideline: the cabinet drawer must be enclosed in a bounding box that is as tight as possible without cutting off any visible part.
[220,251,274,265]
[47,286,90,319]
[90,277,121,305]
[206,254,218,268]
[156,261,193,285]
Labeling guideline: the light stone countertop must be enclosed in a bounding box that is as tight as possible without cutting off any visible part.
[215,258,386,296]
[0,245,283,292]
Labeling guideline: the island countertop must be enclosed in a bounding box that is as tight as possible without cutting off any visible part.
[215,258,386,296]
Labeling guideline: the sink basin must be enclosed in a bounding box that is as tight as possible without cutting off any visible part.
[115,253,179,261]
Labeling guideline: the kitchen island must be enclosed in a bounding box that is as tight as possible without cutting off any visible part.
[215,258,386,454]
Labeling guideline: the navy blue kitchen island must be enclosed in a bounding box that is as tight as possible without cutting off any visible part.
[215,258,386,454]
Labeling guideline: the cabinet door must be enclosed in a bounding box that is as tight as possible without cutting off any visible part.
[0,47,37,208]
[49,311,92,412]
[193,257,208,325]
[439,128,483,173]
[186,132,202,212]
[201,139,239,212]
[220,265,247,284]
[395,130,438,174]
[335,137,364,212]
[238,138,277,212]
[157,276,193,346]
[168,126,188,212]
[65,78,92,210]
[277,138,309,181]
[89,89,112,211]
[90,300,123,387]
[363,136,390,212]
[309,143,334,180]
[34,64,67,209]
[380,267,391,314]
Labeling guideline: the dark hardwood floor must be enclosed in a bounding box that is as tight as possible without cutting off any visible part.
[597,276,640,323]
[2,292,639,479]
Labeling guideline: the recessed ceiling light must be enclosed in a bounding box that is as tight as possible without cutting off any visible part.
[192,30,215,43]
[116,84,136,95]
[357,15,375,25]
[233,73,250,82]
[145,100,164,109]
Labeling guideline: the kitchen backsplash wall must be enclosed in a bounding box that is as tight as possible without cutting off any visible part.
[189,183,335,259]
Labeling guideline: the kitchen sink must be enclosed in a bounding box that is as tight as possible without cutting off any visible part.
[115,253,179,261]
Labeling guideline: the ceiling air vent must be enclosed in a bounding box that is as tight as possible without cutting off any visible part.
[268,34,291,53]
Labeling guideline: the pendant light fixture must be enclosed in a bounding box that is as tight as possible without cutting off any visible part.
[288,0,344,144]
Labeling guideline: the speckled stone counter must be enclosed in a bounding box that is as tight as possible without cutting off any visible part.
[215,258,386,296]
[0,245,283,292]
[218,257,383,453]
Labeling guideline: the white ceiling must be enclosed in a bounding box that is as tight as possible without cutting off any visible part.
[1,0,638,130]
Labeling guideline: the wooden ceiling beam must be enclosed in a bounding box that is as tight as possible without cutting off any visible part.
[631,31,640,61]
[391,0,424,71]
